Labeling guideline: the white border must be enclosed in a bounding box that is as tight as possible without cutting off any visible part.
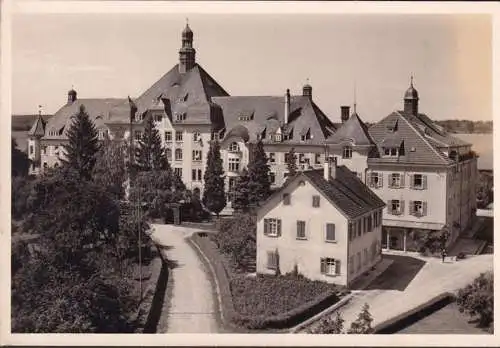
[2,1,499,346]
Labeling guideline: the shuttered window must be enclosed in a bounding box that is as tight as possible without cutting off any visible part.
[296,220,306,239]
[263,218,282,237]
[325,223,336,242]
[283,193,291,205]
[320,258,340,276]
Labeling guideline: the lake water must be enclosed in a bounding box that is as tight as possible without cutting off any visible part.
[455,133,493,171]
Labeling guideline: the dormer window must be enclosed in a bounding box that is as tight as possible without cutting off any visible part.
[154,114,162,122]
[175,113,187,122]
[342,146,352,159]
[300,128,310,141]
[384,147,399,157]
[274,134,282,142]
[238,111,254,121]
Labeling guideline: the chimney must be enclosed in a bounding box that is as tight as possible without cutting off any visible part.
[341,106,350,123]
[324,156,337,180]
[284,89,290,124]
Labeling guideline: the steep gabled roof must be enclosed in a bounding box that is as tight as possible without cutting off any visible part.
[107,63,229,124]
[368,111,455,166]
[261,166,385,220]
[43,98,125,140]
[28,114,47,137]
[213,95,337,144]
[326,112,375,146]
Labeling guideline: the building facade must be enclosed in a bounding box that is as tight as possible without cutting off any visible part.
[255,159,385,286]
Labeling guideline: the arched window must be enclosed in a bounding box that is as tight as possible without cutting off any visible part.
[175,148,183,161]
[229,142,239,152]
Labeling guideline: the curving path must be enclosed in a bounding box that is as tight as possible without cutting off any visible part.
[150,224,219,333]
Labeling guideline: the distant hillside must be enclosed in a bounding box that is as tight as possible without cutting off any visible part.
[12,114,52,131]
[434,120,492,134]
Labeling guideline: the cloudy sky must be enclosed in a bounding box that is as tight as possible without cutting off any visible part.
[11,10,491,122]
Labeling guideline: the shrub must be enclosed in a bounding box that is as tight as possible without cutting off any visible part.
[456,272,493,329]
[347,303,373,334]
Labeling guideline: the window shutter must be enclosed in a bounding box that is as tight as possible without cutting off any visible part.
[400,174,405,188]
[277,219,282,236]
[320,258,326,274]
[379,173,383,188]
[264,219,269,235]
[409,200,414,215]
[387,200,392,214]
[388,174,392,187]
[423,175,428,190]
[423,201,428,216]
[400,200,405,214]
[410,174,414,189]
[267,251,275,269]
[335,260,341,275]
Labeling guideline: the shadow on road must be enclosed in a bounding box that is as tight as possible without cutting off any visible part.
[364,255,426,291]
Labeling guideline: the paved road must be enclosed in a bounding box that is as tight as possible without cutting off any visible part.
[302,252,493,332]
[150,224,219,333]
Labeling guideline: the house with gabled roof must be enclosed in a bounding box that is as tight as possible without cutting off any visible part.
[365,79,477,251]
[256,157,385,286]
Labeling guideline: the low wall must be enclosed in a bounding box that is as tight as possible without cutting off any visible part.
[188,232,340,331]
[373,292,454,334]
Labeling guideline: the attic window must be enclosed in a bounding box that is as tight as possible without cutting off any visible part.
[58,126,65,135]
[175,113,187,122]
[274,134,282,142]
[387,120,398,132]
[238,111,254,121]
[300,128,311,141]
[384,147,399,157]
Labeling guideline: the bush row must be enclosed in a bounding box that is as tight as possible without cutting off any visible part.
[188,233,340,331]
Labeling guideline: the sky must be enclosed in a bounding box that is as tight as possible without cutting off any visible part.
[11,12,492,122]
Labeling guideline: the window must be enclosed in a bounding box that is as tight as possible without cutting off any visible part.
[320,258,340,276]
[325,223,336,242]
[229,142,239,152]
[175,113,187,122]
[410,200,427,217]
[29,145,33,155]
[389,199,404,215]
[315,153,321,165]
[274,134,282,142]
[296,220,306,239]
[348,222,354,241]
[266,250,279,270]
[349,256,355,274]
[370,172,382,188]
[175,148,183,161]
[268,152,276,163]
[269,172,276,184]
[374,211,379,228]
[363,248,368,265]
[357,219,362,237]
[192,150,202,161]
[42,145,47,155]
[193,132,201,142]
[363,217,368,234]
[384,147,399,156]
[264,218,281,237]
[228,158,240,172]
[192,169,203,182]
[342,146,352,159]
[166,148,172,161]
[411,174,426,190]
[312,195,320,208]
[175,131,183,142]
[134,131,142,141]
[367,216,372,232]
[283,193,291,205]
[154,114,162,122]
[165,131,172,142]
[357,252,361,271]
[174,168,182,178]
[389,173,403,188]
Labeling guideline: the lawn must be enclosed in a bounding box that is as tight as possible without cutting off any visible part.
[397,301,490,334]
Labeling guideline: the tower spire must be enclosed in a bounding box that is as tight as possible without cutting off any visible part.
[179,21,196,73]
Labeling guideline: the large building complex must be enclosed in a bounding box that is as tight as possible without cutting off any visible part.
[26,23,477,250]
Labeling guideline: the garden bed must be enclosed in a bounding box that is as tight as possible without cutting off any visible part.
[188,232,342,331]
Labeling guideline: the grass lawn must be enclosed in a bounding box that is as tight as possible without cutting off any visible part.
[397,301,490,334]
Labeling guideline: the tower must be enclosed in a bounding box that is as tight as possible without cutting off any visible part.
[67,87,77,104]
[28,105,46,174]
[179,20,196,74]
[403,76,419,115]
[302,79,312,100]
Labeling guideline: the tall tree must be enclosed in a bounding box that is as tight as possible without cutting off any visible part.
[285,147,298,177]
[61,105,100,180]
[135,115,169,172]
[232,167,250,212]
[202,139,226,217]
[93,138,128,200]
[12,138,30,177]
[247,139,271,207]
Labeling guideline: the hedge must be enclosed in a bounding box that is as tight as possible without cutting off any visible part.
[188,232,340,331]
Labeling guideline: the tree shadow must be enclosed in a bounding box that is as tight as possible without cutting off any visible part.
[363,255,426,291]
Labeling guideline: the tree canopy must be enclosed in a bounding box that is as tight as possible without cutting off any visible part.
[231,167,250,213]
[456,271,493,331]
[202,139,226,216]
[247,139,271,207]
[135,115,169,172]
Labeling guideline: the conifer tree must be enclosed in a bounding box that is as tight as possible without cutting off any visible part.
[135,115,169,172]
[247,138,271,207]
[61,105,100,180]
[232,167,250,212]
[202,139,226,217]
[347,303,373,334]
[285,147,298,177]
[93,138,127,200]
